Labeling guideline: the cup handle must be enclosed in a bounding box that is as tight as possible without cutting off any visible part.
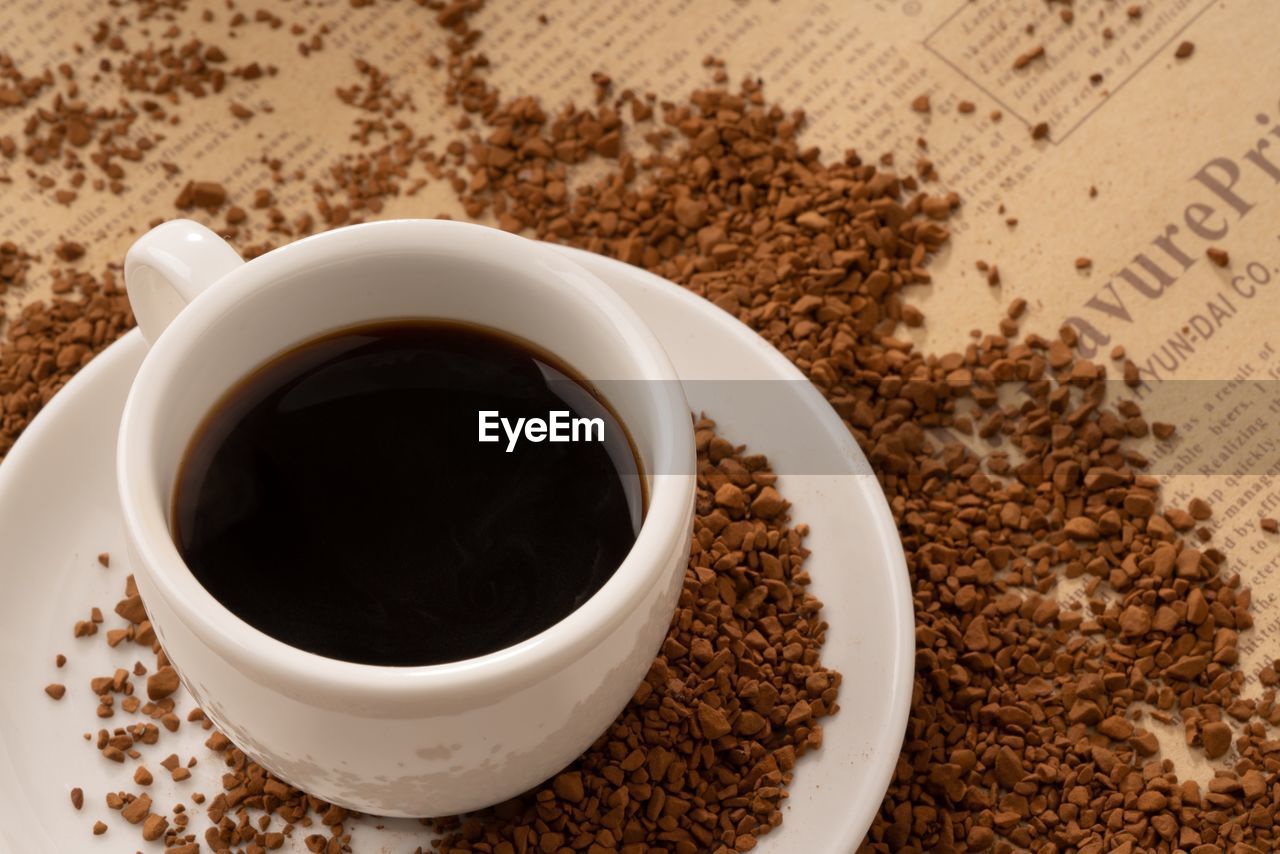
[124,219,245,344]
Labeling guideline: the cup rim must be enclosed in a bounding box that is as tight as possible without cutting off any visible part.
[117,219,695,701]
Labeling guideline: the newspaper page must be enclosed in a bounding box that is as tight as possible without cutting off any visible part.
[2,0,1277,807]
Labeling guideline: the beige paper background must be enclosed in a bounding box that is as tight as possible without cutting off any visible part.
[3,0,1279,794]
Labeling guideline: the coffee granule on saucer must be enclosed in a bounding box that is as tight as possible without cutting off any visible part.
[423,5,1280,850]
[3,1,1277,851]
[58,418,825,852]
[428,417,833,852]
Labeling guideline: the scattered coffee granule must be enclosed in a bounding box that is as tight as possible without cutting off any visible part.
[120,792,152,824]
[1012,45,1045,69]
[1152,420,1176,439]
[174,180,228,212]
[957,100,974,114]
[70,787,83,810]
[142,812,169,841]
[1207,246,1230,267]
[54,241,85,262]
[1031,121,1050,140]
[12,3,1280,852]
[423,8,1280,850]
[1176,40,1196,58]
[62,414,821,854]
[1075,256,1092,269]
[910,93,930,113]
[44,683,66,700]
[146,666,180,700]
[92,820,107,835]
[97,552,110,568]
[1262,518,1279,533]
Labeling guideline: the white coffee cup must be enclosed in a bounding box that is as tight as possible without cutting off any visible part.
[117,218,695,817]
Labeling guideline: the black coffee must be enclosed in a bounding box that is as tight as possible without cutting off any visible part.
[173,321,643,666]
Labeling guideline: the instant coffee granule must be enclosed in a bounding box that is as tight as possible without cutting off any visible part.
[424,417,835,853]
[422,4,1280,851]
[2,1,1275,852]
[61,419,828,854]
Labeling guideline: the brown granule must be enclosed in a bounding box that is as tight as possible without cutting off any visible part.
[70,787,83,810]
[1075,256,1092,269]
[422,7,1280,851]
[1262,518,1279,534]
[6,3,1278,852]
[1031,121,1050,140]
[54,241,85,262]
[957,100,974,114]
[427,418,829,851]
[0,241,35,295]
[146,666,180,700]
[63,414,823,853]
[174,180,228,212]
[910,93,930,113]
[120,792,151,824]
[44,683,66,700]
[1012,45,1045,69]
[142,812,168,841]
[1207,246,1230,267]
[92,820,107,835]
[1176,40,1196,58]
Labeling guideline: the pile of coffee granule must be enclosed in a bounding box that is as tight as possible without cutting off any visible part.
[421,4,1280,852]
[0,267,132,456]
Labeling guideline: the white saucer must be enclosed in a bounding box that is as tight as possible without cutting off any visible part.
[0,246,913,853]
